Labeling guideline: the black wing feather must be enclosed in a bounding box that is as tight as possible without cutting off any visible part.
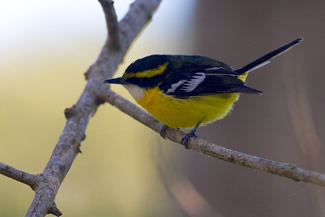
[159,67,261,99]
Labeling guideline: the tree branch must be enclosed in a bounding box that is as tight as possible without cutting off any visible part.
[104,89,325,187]
[22,0,162,216]
[0,162,41,190]
[98,0,120,50]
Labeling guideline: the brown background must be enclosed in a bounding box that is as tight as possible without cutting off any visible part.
[164,1,325,217]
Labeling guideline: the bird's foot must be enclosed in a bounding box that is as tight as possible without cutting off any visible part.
[181,131,198,150]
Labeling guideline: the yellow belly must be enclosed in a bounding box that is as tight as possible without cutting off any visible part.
[136,87,240,128]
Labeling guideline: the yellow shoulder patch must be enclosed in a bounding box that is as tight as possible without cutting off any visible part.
[126,62,168,78]
[238,72,248,82]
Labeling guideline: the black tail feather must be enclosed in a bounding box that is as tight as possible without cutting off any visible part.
[228,86,263,94]
[235,37,303,75]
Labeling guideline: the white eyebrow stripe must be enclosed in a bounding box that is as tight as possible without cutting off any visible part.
[181,72,206,92]
[166,80,186,94]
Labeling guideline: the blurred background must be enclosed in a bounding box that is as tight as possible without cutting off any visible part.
[1,0,325,216]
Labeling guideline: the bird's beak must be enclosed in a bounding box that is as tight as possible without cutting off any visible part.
[104,77,125,84]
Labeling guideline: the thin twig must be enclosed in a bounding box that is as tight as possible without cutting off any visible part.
[104,89,325,187]
[22,0,162,216]
[98,0,120,50]
[0,162,41,190]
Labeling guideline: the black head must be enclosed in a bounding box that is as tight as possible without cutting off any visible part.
[125,55,169,74]
[105,55,170,88]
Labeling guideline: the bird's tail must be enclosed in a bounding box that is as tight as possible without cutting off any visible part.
[235,37,303,75]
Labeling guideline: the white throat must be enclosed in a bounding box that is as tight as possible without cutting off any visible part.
[124,84,145,101]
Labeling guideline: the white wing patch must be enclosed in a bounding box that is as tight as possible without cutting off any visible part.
[166,80,186,94]
[181,72,206,92]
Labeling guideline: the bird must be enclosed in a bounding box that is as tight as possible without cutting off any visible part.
[104,37,303,149]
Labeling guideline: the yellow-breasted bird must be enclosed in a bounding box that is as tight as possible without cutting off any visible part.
[105,37,303,149]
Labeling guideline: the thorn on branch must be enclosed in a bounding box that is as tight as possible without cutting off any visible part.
[81,133,86,141]
[64,105,77,119]
[71,139,83,154]
[98,0,120,50]
[84,66,91,81]
[48,203,62,216]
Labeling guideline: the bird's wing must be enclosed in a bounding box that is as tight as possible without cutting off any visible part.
[159,67,262,99]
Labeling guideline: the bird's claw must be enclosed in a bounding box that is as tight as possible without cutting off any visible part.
[181,132,198,150]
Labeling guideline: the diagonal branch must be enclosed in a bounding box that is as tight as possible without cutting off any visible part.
[0,162,41,190]
[22,0,162,216]
[104,89,325,187]
[98,0,120,50]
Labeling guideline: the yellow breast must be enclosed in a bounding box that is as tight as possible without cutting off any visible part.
[136,87,240,128]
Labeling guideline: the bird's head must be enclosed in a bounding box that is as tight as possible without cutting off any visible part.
[104,55,170,87]
[104,55,170,100]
